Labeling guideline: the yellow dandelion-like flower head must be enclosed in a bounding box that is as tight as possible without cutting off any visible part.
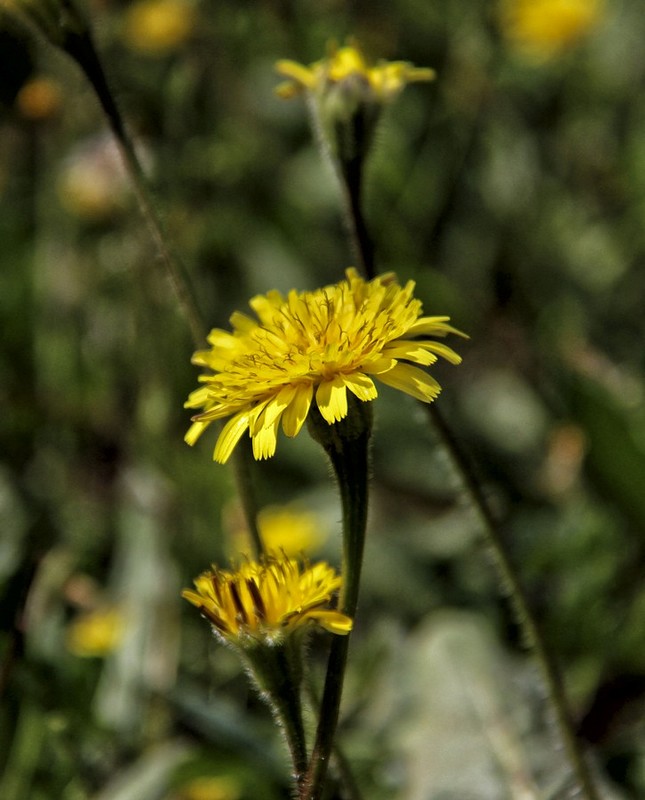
[185,268,465,463]
[16,76,63,121]
[66,606,124,657]
[228,503,328,559]
[123,0,196,56]
[500,0,603,61]
[182,557,352,646]
[275,39,435,102]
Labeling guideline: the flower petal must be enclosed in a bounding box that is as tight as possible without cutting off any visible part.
[407,340,463,365]
[341,372,378,402]
[275,59,317,88]
[406,317,468,338]
[316,376,348,424]
[251,386,296,436]
[251,414,281,461]
[376,362,442,403]
[185,419,210,446]
[282,383,314,437]
[361,357,397,375]
[382,342,438,367]
[307,610,354,635]
[214,410,252,463]
[184,385,212,409]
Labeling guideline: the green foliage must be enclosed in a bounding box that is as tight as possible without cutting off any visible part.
[1,0,645,797]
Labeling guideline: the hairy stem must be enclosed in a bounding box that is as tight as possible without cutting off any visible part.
[303,407,371,800]
[427,403,600,800]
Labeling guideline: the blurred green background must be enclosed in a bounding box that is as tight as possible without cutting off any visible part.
[2,0,645,798]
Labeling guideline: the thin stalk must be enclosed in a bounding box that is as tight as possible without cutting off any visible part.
[305,97,375,280]
[273,648,309,796]
[303,410,370,800]
[64,25,266,561]
[339,157,375,281]
[245,644,308,798]
[426,404,600,800]
[335,125,600,800]
[230,440,264,559]
[77,41,205,350]
[304,678,365,800]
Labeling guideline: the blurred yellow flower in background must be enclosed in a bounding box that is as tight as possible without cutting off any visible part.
[275,39,435,101]
[170,775,241,800]
[185,268,464,463]
[182,557,352,645]
[66,606,124,657]
[16,76,63,121]
[123,0,196,56]
[227,503,328,558]
[500,0,603,60]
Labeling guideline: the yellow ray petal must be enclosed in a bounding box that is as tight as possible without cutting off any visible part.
[214,410,252,463]
[376,362,442,403]
[341,372,378,402]
[282,383,314,437]
[316,376,348,424]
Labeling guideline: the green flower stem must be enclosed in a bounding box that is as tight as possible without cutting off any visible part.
[339,156,376,281]
[304,404,371,800]
[330,108,600,797]
[304,678,365,800]
[306,99,375,281]
[427,403,600,800]
[37,11,267,565]
[245,643,308,796]
[230,439,264,559]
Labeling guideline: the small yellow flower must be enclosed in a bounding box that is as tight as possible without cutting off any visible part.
[66,606,124,657]
[182,557,352,645]
[185,268,464,463]
[174,775,241,800]
[16,76,63,120]
[276,40,435,102]
[123,0,195,56]
[500,0,603,60]
[229,504,327,558]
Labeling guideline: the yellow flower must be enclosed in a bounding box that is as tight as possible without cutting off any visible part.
[500,0,603,60]
[185,268,464,463]
[66,606,124,657]
[16,76,63,121]
[173,775,241,800]
[123,0,195,56]
[182,557,353,645]
[275,40,435,101]
[229,504,327,558]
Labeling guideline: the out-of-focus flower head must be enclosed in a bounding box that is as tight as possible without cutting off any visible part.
[173,774,241,800]
[122,0,196,57]
[182,556,352,647]
[227,503,328,558]
[275,39,435,166]
[66,606,124,657]
[185,268,464,463]
[275,39,435,103]
[16,76,63,120]
[499,0,603,61]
